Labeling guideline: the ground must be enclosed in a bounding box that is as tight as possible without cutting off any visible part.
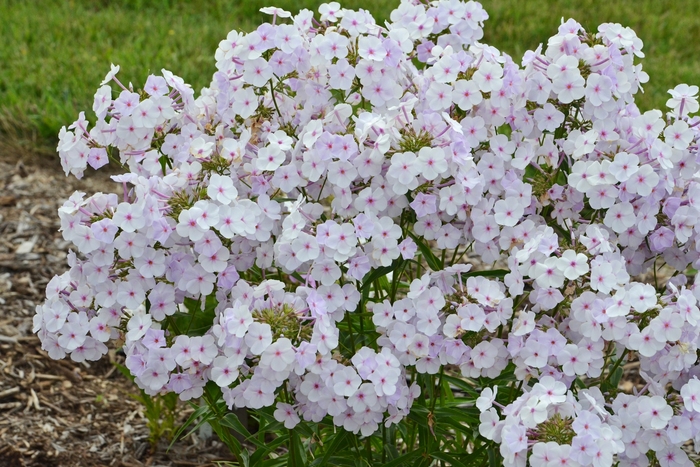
[0,156,234,467]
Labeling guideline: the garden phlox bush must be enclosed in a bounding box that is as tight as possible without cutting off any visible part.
[33,0,700,465]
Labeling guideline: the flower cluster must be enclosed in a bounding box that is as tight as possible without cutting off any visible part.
[34,0,700,464]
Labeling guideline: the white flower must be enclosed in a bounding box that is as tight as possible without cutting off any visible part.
[100,63,120,86]
[604,202,636,233]
[473,62,503,93]
[126,313,151,343]
[211,355,240,387]
[476,386,498,412]
[207,173,238,204]
[532,257,565,289]
[222,302,253,338]
[608,152,639,182]
[245,322,273,355]
[681,378,700,413]
[273,403,300,429]
[556,250,589,280]
[260,338,296,373]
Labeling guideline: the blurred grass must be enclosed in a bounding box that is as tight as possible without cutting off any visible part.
[0,0,698,158]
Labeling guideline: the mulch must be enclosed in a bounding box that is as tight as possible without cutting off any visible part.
[0,156,234,466]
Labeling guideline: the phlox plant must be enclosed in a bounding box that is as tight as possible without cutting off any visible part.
[114,362,180,449]
[33,0,700,465]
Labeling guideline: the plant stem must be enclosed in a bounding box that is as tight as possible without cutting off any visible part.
[603,349,629,386]
[345,309,356,355]
[450,245,460,266]
[269,79,283,122]
[382,425,387,463]
[365,437,372,465]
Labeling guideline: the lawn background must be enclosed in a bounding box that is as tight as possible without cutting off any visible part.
[1,0,698,158]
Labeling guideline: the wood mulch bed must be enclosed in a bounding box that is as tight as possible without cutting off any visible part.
[0,156,233,467]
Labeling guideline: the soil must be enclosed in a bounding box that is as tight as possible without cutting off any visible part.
[0,155,234,467]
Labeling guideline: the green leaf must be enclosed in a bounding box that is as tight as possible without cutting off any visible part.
[171,294,218,336]
[113,362,135,383]
[361,258,404,294]
[523,164,538,182]
[380,449,423,467]
[608,366,624,389]
[312,430,352,466]
[377,274,391,295]
[250,435,289,465]
[462,269,509,279]
[442,375,480,398]
[262,458,290,467]
[168,403,213,451]
[238,449,250,467]
[203,380,226,409]
[430,451,471,467]
[441,377,455,403]
[412,455,435,467]
[496,123,512,138]
[163,392,178,411]
[158,154,172,176]
[289,429,307,466]
[383,442,400,462]
[488,447,500,467]
[407,232,442,271]
[556,168,568,185]
[310,457,358,467]
[412,57,427,71]
[330,88,347,104]
[554,123,567,140]
[209,417,245,456]
[221,413,254,440]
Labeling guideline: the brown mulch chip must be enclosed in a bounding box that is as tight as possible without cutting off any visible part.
[0,158,233,467]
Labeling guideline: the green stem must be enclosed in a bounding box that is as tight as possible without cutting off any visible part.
[365,437,372,465]
[454,241,473,265]
[382,425,387,463]
[390,260,408,302]
[359,305,366,348]
[166,316,181,340]
[653,259,659,290]
[603,349,629,386]
[345,310,357,355]
[203,391,243,465]
[316,176,328,202]
[513,291,531,312]
[185,297,200,335]
[352,434,362,462]
[290,429,298,467]
[269,79,283,122]
[449,245,461,266]
[431,367,445,411]
[375,279,384,300]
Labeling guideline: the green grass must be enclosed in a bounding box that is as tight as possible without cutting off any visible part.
[1,0,698,157]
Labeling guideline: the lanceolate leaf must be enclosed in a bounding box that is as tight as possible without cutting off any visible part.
[407,232,443,271]
[171,294,218,336]
[313,430,352,466]
[361,259,404,294]
[462,269,509,279]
